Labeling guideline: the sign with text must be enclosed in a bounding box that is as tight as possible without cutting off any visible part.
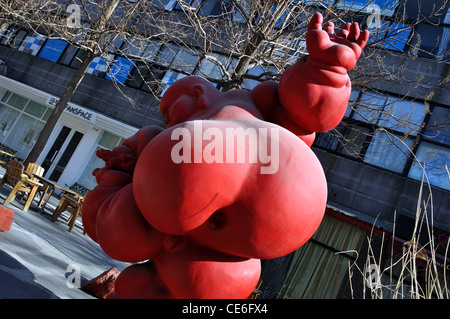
[46,97,96,124]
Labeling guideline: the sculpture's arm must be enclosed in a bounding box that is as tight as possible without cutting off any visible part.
[279,12,368,132]
[95,125,163,176]
[81,125,164,261]
[254,13,368,144]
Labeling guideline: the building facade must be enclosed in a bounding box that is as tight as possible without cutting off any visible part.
[274,0,450,299]
[0,0,448,298]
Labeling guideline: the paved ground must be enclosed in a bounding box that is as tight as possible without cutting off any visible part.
[0,179,130,299]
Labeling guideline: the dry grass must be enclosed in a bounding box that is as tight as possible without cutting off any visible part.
[345,166,449,299]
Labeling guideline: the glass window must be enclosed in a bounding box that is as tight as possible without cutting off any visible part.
[141,69,165,94]
[127,62,165,94]
[175,0,201,10]
[382,23,412,52]
[38,39,68,62]
[172,47,200,73]
[18,33,45,56]
[42,107,53,121]
[78,131,124,190]
[364,130,414,172]
[121,37,149,58]
[0,28,28,48]
[24,101,48,119]
[366,20,389,46]
[162,0,177,11]
[197,53,226,81]
[345,90,360,118]
[436,26,449,61]
[155,43,199,73]
[176,50,199,74]
[298,1,335,7]
[401,0,450,25]
[410,24,449,60]
[0,107,20,139]
[127,62,149,89]
[105,56,135,84]
[71,49,88,69]
[314,122,371,160]
[142,40,162,62]
[0,92,51,159]
[150,0,169,8]
[233,0,251,23]
[265,5,293,29]
[99,131,123,149]
[352,91,428,136]
[3,113,45,159]
[337,124,371,159]
[155,43,179,67]
[408,142,450,191]
[337,0,400,16]
[0,92,11,103]
[352,91,386,123]
[87,54,114,77]
[99,34,124,53]
[5,93,28,110]
[197,54,238,82]
[0,27,13,45]
[315,131,341,151]
[314,123,344,151]
[59,44,80,66]
[11,29,27,48]
[196,0,220,16]
[423,106,450,146]
[378,97,427,135]
[160,70,187,97]
[241,65,277,90]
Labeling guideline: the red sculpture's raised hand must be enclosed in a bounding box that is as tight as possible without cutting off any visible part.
[306,12,369,71]
[278,13,369,133]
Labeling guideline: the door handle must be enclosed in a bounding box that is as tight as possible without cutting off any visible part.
[50,150,59,163]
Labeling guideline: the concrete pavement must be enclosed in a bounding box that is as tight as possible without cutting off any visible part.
[0,183,130,299]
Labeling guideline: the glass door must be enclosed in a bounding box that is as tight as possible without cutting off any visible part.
[42,125,84,182]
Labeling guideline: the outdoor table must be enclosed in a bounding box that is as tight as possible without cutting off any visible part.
[32,175,85,211]
[32,174,58,210]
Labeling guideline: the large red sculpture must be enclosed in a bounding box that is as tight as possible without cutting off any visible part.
[81,13,369,299]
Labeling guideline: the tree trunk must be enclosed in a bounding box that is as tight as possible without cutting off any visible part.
[221,2,290,92]
[25,50,94,165]
[222,31,265,92]
[25,0,121,165]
